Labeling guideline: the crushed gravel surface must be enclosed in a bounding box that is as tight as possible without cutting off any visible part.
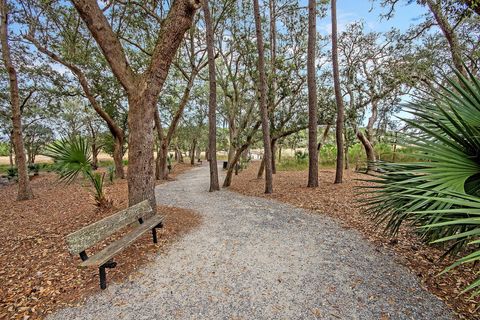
[49,165,454,320]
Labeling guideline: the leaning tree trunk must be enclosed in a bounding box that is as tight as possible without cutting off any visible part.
[307,0,318,188]
[204,0,220,191]
[190,139,196,166]
[425,0,466,77]
[155,141,169,180]
[271,138,277,174]
[223,146,247,187]
[357,130,376,173]
[257,157,265,179]
[91,142,98,170]
[253,0,273,194]
[344,144,350,170]
[0,0,33,200]
[113,135,124,178]
[258,138,277,177]
[366,99,378,144]
[331,0,344,184]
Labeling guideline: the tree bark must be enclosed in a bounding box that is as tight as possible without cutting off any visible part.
[344,145,350,170]
[203,0,220,191]
[224,145,247,187]
[271,138,277,174]
[366,99,378,143]
[331,0,344,184]
[257,157,265,179]
[0,0,33,200]
[8,141,13,167]
[356,130,376,173]
[253,0,273,194]
[127,93,156,210]
[425,0,466,76]
[307,0,318,188]
[113,135,124,178]
[190,139,196,165]
[317,124,331,151]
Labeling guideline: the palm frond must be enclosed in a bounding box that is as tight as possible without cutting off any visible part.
[44,137,92,184]
[360,70,480,297]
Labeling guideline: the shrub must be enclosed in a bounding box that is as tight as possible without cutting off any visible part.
[6,167,17,181]
[361,70,480,297]
[28,163,40,176]
[107,165,115,183]
[45,137,111,209]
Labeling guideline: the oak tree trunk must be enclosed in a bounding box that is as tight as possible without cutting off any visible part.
[307,0,318,187]
[253,0,273,194]
[425,0,466,76]
[203,0,220,191]
[357,130,376,173]
[190,139,196,166]
[331,0,344,184]
[366,99,378,144]
[223,146,246,187]
[271,138,277,174]
[257,157,265,179]
[345,145,350,170]
[0,0,33,200]
[113,135,125,179]
[127,93,156,210]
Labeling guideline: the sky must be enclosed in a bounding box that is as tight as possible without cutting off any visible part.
[314,0,432,123]
[317,0,429,35]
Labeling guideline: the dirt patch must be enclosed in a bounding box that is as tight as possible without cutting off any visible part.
[0,170,201,320]
[229,162,479,320]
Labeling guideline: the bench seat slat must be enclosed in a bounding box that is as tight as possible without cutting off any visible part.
[79,215,164,269]
[66,200,154,255]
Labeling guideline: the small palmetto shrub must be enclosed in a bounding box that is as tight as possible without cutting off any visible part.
[361,70,480,297]
[107,165,115,183]
[45,137,111,209]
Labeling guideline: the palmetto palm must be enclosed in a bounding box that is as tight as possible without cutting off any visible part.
[45,137,109,208]
[362,70,480,296]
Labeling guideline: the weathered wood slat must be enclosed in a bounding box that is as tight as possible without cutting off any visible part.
[79,215,164,268]
[66,200,153,254]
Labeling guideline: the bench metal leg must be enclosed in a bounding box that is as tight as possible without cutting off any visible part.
[99,266,107,290]
[98,260,117,290]
[151,222,163,244]
[152,228,158,243]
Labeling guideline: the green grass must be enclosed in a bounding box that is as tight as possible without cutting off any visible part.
[277,158,309,171]
[0,162,56,175]
[0,164,12,174]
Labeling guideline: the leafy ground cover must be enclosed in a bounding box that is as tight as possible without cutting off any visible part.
[0,163,200,320]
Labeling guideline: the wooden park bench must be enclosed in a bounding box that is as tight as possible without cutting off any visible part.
[65,200,163,289]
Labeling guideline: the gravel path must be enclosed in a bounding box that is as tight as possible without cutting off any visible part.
[50,165,454,320]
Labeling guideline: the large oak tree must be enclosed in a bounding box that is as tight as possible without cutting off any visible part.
[70,0,202,209]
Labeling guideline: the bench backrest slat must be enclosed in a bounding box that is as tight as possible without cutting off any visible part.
[65,200,154,254]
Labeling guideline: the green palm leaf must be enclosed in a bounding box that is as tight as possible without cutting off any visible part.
[44,137,92,183]
[361,70,480,298]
